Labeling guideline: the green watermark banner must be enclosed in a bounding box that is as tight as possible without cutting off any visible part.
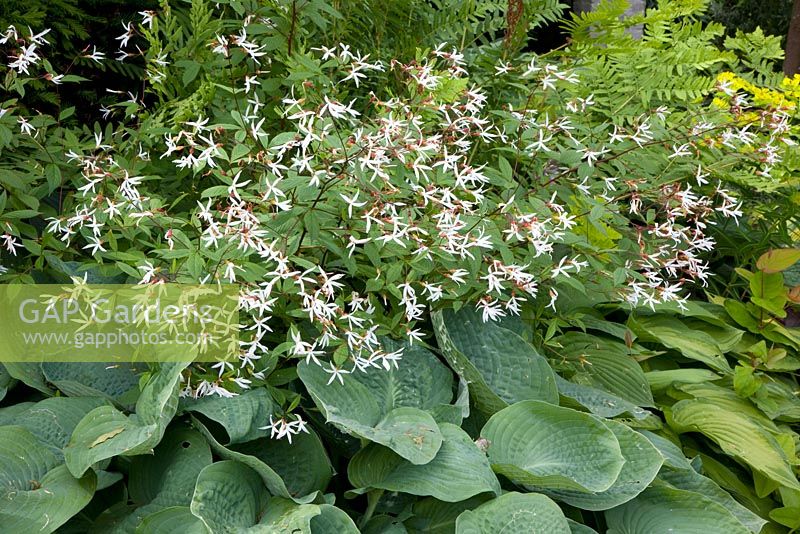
[0,284,240,362]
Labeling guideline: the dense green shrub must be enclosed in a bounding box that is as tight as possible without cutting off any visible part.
[0,0,797,532]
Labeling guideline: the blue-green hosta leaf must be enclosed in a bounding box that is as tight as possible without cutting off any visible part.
[556,375,650,419]
[0,396,105,456]
[192,417,325,504]
[104,428,214,532]
[547,420,663,510]
[190,460,268,532]
[641,431,767,532]
[65,363,188,477]
[481,400,624,493]
[432,309,558,415]
[232,427,332,499]
[0,363,11,401]
[668,398,800,490]
[256,497,359,533]
[605,486,750,534]
[348,423,501,502]
[567,519,599,534]
[42,362,144,405]
[135,507,207,534]
[2,361,53,394]
[0,426,96,533]
[298,357,444,464]
[627,315,733,373]
[406,496,492,533]
[554,332,655,408]
[657,469,768,533]
[455,492,570,534]
[180,387,274,444]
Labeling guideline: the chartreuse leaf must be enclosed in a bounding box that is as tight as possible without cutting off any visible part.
[668,398,800,490]
[432,308,558,415]
[0,426,96,533]
[65,363,188,477]
[298,349,445,464]
[348,423,500,502]
[555,332,655,407]
[547,420,663,510]
[135,507,207,534]
[757,248,800,273]
[481,400,624,493]
[180,387,274,444]
[192,417,326,504]
[455,492,570,533]
[605,486,750,534]
[189,460,268,531]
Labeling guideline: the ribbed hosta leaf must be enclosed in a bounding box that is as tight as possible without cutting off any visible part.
[257,497,359,533]
[65,363,188,478]
[627,315,734,373]
[42,362,144,405]
[348,423,500,501]
[180,387,274,445]
[189,460,268,532]
[556,375,649,419]
[0,396,105,456]
[455,492,570,534]
[298,345,447,464]
[0,426,96,533]
[481,400,624,492]
[554,332,654,408]
[135,507,207,534]
[669,399,800,490]
[605,486,751,534]
[406,496,492,533]
[432,308,558,415]
[192,417,326,504]
[547,420,663,510]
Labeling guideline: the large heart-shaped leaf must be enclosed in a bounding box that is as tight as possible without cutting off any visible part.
[348,423,500,502]
[65,363,188,477]
[432,308,558,415]
[42,362,144,405]
[605,486,750,534]
[0,396,105,456]
[455,492,570,533]
[406,496,492,533]
[0,426,96,533]
[298,349,445,464]
[192,417,325,504]
[180,387,274,444]
[189,460,268,531]
[481,400,624,492]
[547,420,663,510]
